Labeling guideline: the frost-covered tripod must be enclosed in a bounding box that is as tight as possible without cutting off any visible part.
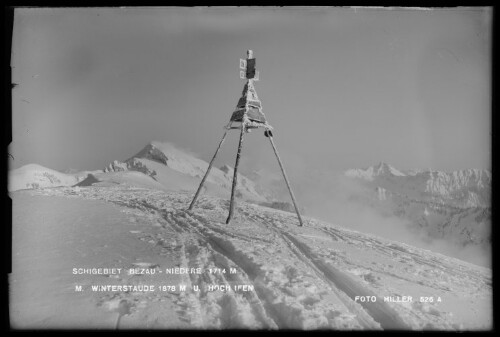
[188,50,303,226]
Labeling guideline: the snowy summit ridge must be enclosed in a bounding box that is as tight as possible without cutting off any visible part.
[344,162,490,208]
[345,162,406,181]
[104,141,266,202]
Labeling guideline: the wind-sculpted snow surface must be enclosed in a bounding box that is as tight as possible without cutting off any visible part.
[11,186,492,330]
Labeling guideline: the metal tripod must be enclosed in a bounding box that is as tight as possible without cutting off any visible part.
[187,50,303,226]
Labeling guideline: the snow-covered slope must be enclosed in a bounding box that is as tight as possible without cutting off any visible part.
[11,186,492,330]
[344,163,491,252]
[104,141,266,202]
[8,164,81,191]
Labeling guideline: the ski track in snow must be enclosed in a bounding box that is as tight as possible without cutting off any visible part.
[26,186,492,330]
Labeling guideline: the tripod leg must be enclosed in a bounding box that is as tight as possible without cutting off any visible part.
[226,123,246,224]
[188,127,230,210]
[267,135,304,226]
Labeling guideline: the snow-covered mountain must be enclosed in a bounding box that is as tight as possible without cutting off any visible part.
[344,162,491,249]
[8,150,489,263]
[7,142,272,204]
[8,154,492,329]
[345,162,490,209]
[345,162,406,181]
[103,141,266,202]
[8,164,82,191]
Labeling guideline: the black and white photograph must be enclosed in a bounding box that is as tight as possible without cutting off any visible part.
[7,6,492,330]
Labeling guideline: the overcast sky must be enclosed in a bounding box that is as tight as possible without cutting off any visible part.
[10,7,491,174]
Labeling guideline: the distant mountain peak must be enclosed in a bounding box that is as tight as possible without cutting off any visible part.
[373,162,406,177]
[345,162,405,181]
[345,162,491,209]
